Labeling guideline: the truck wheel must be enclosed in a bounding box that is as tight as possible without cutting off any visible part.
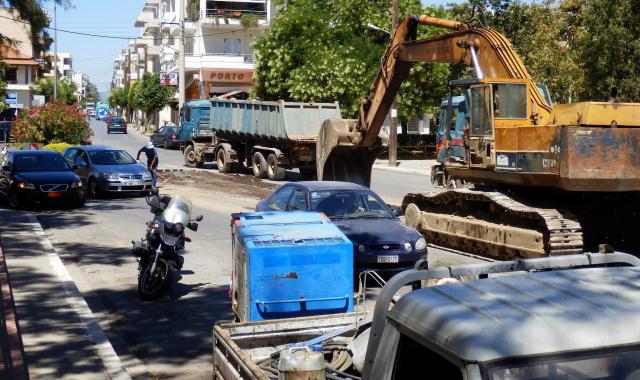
[184,145,203,168]
[267,153,286,181]
[217,149,233,174]
[252,152,267,179]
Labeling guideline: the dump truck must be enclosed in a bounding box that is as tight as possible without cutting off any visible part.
[316,14,640,259]
[213,252,640,379]
[179,99,342,180]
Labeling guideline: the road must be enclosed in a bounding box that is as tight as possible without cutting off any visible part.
[89,119,437,204]
[1,120,465,378]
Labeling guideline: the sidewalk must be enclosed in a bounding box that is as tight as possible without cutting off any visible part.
[0,209,129,379]
[372,158,436,175]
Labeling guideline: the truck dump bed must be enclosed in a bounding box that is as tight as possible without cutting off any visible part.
[206,99,342,141]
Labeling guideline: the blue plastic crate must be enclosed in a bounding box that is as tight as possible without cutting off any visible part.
[231,211,354,321]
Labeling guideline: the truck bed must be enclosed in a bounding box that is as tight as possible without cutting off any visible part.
[213,312,366,380]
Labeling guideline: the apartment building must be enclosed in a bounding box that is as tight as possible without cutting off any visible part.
[0,8,40,108]
[44,52,73,81]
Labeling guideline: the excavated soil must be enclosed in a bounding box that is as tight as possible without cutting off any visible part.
[157,169,278,200]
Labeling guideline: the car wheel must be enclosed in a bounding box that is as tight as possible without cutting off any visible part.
[163,139,169,149]
[107,129,111,134]
[267,153,285,181]
[252,152,267,179]
[87,179,98,199]
[7,189,20,209]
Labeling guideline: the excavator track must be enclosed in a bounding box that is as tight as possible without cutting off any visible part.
[402,189,583,260]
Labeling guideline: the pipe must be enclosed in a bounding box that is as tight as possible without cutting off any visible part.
[417,15,467,31]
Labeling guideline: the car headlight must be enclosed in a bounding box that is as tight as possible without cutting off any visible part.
[142,172,152,180]
[415,237,427,252]
[71,180,83,188]
[104,173,119,181]
[403,242,413,253]
[17,182,35,189]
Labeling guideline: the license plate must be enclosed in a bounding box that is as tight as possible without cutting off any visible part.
[124,181,140,186]
[47,191,62,198]
[377,255,399,263]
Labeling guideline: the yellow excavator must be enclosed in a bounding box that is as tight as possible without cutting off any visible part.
[317,14,640,259]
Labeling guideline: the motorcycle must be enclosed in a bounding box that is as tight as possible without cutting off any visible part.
[131,189,203,300]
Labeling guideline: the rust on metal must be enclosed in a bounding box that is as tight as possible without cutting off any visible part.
[273,272,299,280]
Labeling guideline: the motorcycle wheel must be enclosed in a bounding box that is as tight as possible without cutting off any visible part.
[138,259,172,300]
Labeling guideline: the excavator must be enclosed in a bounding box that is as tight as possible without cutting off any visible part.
[317,14,640,259]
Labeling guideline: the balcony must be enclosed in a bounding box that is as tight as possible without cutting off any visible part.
[185,53,254,71]
[201,0,268,26]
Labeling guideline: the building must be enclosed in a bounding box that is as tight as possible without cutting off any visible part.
[43,52,73,81]
[70,71,88,102]
[0,8,41,109]
[124,0,275,125]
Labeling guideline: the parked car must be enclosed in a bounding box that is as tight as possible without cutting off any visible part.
[256,181,427,280]
[150,124,182,149]
[62,145,152,197]
[0,150,85,209]
[88,110,96,118]
[106,116,127,134]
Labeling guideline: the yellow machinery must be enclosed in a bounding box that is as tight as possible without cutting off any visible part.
[317,15,640,258]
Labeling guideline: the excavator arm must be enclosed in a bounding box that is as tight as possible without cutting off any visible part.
[317,14,550,186]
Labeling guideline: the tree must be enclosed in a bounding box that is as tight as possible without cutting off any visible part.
[253,0,454,119]
[31,77,78,105]
[84,80,100,103]
[108,87,129,116]
[132,73,174,130]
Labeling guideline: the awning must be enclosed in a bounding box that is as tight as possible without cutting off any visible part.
[2,58,39,66]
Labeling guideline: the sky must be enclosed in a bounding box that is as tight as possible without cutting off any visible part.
[45,0,464,97]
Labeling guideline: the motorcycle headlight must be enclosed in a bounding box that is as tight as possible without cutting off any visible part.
[403,242,413,253]
[71,180,83,188]
[174,223,185,233]
[17,182,35,189]
[415,238,427,252]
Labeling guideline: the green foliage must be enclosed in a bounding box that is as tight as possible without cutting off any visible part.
[30,77,78,105]
[42,142,73,153]
[108,87,129,111]
[0,0,69,54]
[84,80,100,103]
[0,62,7,114]
[131,73,175,129]
[187,0,200,21]
[240,13,260,28]
[12,102,92,145]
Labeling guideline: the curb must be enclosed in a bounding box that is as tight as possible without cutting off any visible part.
[372,164,431,176]
[28,214,132,380]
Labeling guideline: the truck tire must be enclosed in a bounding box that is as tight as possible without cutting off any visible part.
[267,153,286,181]
[217,148,233,174]
[184,145,203,168]
[252,152,267,179]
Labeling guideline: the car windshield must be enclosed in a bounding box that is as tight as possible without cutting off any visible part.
[14,154,70,172]
[486,348,640,380]
[109,117,124,123]
[88,150,136,165]
[165,127,178,133]
[309,190,392,219]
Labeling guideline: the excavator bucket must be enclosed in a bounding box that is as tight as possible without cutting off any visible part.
[316,118,387,187]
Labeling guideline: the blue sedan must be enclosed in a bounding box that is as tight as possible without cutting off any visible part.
[256,181,427,280]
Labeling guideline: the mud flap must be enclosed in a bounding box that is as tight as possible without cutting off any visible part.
[316,118,387,187]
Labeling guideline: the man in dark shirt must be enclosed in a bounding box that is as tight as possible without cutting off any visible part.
[137,141,159,187]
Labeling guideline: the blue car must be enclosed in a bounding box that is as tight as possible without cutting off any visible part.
[256,181,427,280]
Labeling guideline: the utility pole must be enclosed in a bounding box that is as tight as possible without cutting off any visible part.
[388,0,399,167]
[178,1,186,110]
[53,2,58,101]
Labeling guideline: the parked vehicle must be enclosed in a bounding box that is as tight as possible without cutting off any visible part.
[256,181,426,279]
[150,124,182,149]
[179,99,341,180]
[131,189,203,300]
[62,145,153,197]
[106,116,127,134]
[87,110,96,119]
[214,252,640,379]
[0,108,20,143]
[0,150,85,209]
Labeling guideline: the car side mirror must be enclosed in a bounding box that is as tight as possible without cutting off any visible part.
[187,222,199,231]
[194,215,203,222]
[391,206,403,218]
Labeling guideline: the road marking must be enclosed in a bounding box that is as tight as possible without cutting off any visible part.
[27,214,131,380]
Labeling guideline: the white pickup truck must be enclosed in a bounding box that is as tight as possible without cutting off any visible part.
[213,252,640,379]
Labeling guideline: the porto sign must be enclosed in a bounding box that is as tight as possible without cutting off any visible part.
[160,72,178,86]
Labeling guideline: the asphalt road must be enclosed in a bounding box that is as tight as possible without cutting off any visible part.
[89,119,436,204]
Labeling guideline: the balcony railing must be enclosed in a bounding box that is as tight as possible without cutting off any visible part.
[204,8,267,19]
[185,52,254,64]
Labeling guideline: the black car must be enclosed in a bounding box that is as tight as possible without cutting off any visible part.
[63,145,153,196]
[106,116,127,134]
[256,181,427,280]
[150,125,182,149]
[0,150,85,209]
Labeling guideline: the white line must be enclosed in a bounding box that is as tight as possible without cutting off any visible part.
[27,214,131,380]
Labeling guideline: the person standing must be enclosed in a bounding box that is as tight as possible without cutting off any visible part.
[137,141,159,187]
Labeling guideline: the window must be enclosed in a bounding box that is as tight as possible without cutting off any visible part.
[310,190,393,219]
[268,187,294,211]
[470,85,493,136]
[88,150,136,165]
[393,334,463,380]
[184,107,191,122]
[5,68,17,83]
[288,190,307,211]
[15,154,69,172]
[223,38,242,55]
[75,151,89,167]
[63,148,78,162]
[492,83,527,119]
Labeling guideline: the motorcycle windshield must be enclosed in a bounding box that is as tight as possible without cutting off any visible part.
[162,196,192,226]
